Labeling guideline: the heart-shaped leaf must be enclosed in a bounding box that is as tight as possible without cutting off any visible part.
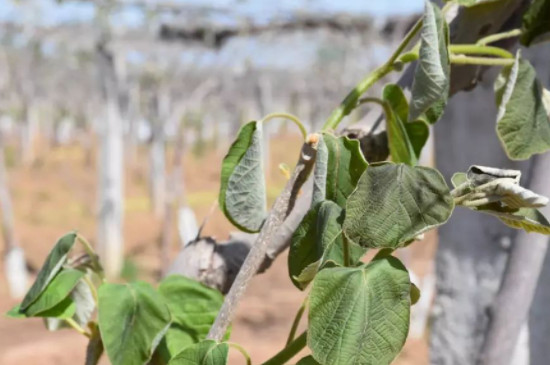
[495,54,550,160]
[409,1,450,124]
[20,233,77,310]
[323,133,368,208]
[98,282,172,365]
[155,275,225,362]
[168,340,228,365]
[308,256,411,365]
[344,163,454,248]
[219,121,267,233]
[520,0,550,46]
[288,201,366,290]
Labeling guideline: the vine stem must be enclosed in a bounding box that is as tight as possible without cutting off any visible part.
[82,275,99,304]
[449,44,514,59]
[286,295,309,345]
[227,342,252,365]
[262,331,308,365]
[322,17,423,131]
[476,28,522,46]
[207,136,319,341]
[450,55,515,66]
[65,318,92,338]
[261,112,308,140]
[77,234,105,281]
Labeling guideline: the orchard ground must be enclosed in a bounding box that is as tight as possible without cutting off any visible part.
[0,133,432,364]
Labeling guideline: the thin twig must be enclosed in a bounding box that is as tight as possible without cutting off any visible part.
[206,134,319,341]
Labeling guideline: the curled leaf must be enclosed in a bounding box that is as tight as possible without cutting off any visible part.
[409,1,450,124]
[219,121,267,233]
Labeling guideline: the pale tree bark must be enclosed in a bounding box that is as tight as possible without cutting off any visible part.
[478,43,550,365]
[0,132,28,298]
[427,1,541,363]
[96,43,124,279]
[19,102,37,166]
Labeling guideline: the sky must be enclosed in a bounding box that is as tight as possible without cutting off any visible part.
[0,0,424,26]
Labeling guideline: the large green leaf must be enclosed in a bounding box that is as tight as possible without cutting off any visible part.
[168,340,228,365]
[383,84,419,165]
[98,282,172,365]
[409,1,450,124]
[308,256,411,365]
[155,275,225,362]
[20,232,77,310]
[495,54,550,160]
[219,121,267,233]
[288,201,366,290]
[344,163,454,248]
[323,133,368,207]
[520,0,550,46]
[24,269,84,317]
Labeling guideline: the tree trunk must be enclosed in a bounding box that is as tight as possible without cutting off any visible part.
[149,88,169,219]
[478,43,550,365]
[96,44,124,279]
[20,103,37,166]
[0,132,28,298]
[430,77,528,364]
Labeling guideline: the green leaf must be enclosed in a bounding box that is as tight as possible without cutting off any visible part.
[219,121,267,233]
[308,256,411,365]
[36,296,76,319]
[451,172,468,188]
[312,135,328,206]
[494,208,550,234]
[6,304,25,318]
[156,275,225,362]
[168,340,228,365]
[24,269,84,317]
[520,0,550,46]
[20,232,77,310]
[323,133,368,207]
[98,282,172,365]
[383,84,418,165]
[288,201,366,290]
[411,283,421,305]
[7,298,75,320]
[495,54,550,160]
[405,121,429,158]
[344,163,454,248]
[409,1,450,124]
[296,355,321,365]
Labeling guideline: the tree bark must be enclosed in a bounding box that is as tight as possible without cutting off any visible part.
[96,43,124,279]
[0,132,28,298]
[479,156,550,365]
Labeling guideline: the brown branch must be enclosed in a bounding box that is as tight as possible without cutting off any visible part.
[206,134,319,341]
